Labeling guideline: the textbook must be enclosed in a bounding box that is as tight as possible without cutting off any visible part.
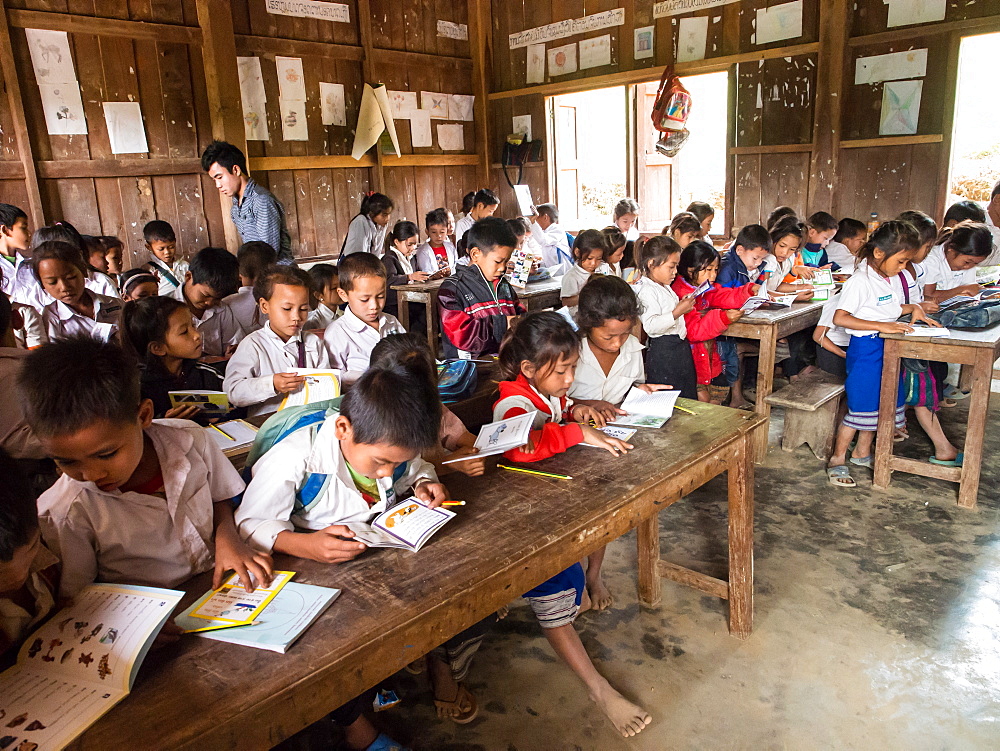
[582,426,637,447]
[175,582,340,654]
[0,583,182,751]
[279,369,341,410]
[739,293,797,313]
[345,499,456,552]
[610,388,681,428]
[508,247,533,288]
[168,389,230,415]
[205,419,258,453]
[904,326,952,338]
[441,412,534,463]
[183,570,295,626]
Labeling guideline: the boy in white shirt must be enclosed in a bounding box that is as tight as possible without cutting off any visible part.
[529,203,573,275]
[454,189,499,246]
[142,220,190,296]
[224,266,331,417]
[19,338,270,600]
[0,203,30,300]
[415,208,459,275]
[223,241,277,337]
[324,253,404,383]
[169,246,243,357]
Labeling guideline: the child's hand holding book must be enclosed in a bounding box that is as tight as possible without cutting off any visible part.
[277,525,368,564]
[580,425,633,456]
[675,294,697,316]
[726,309,744,322]
[412,480,449,509]
[273,372,307,394]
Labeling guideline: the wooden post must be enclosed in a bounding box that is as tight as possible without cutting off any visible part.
[808,0,850,213]
[0,0,44,227]
[751,328,778,462]
[872,337,902,489]
[466,0,492,186]
[195,0,245,252]
[355,0,384,191]
[957,347,993,509]
[727,430,753,639]
[636,513,662,607]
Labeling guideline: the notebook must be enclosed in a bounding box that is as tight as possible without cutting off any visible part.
[279,369,341,409]
[582,426,637,447]
[610,388,681,428]
[205,419,259,452]
[182,571,295,627]
[345,499,456,552]
[442,412,534,463]
[169,390,230,415]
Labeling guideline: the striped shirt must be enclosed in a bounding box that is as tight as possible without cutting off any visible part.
[232,179,292,261]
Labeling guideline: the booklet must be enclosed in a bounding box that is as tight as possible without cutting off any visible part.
[442,412,534,463]
[175,582,340,654]
[513,183,537,217]
[184,571,295,626]
[740,293,797,313]
[975,266,1000,285]
[508,247,533,288]
[582,426,637,447]
[345,499,456,552]
[904,326,951,338]
[609,388,681,428]
[169,390,230,416]
[692,280,712,297]
[0,583,182,751]
[205,419,258,453]
[279,369,341,410]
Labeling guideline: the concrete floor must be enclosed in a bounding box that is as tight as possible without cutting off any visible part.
[285,398,1000,750]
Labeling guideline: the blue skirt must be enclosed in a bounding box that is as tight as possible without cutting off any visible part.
[843,334,905,431]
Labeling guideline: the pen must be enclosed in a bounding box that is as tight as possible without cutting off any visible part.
[674,405,696,415]
[209,423,234,441]
[442,501,466,506]
[183,620,259,634]
[498,464,572,480]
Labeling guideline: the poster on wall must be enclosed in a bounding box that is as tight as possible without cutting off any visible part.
[526,43,546,84]
[886,0,945,28]
[103,102,148,154]
[509,8,624,49]
[879,80,922,136]
[634,26,654,60]
[264,0,350,23]
[754,0,803,45]
[25,29,77,84]
[320,83,346,126]
[237,57,269,140]
[652,0,738,18]
[579,35,612,70]
[38,83,87,135]
[280,100,309,140]
[676,16,708,63]
[437,124,465,151]
[275,57,307,102]
[548,43,578,77]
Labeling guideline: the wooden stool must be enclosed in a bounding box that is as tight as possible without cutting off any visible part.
[765,374,845,461]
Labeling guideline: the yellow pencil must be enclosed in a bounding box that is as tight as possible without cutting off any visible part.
[498,464,572,480]
[183,620,259,634]
[209,423,234,440]
[673,405,696,415]
[442,501,466,506]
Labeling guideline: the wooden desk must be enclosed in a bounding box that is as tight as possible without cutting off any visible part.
[874,326,1000,508]
[71,403,761,750]
[391,276,563,357]
[726,300,826,462]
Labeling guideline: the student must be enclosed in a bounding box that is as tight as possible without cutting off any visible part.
[765,205,798,233]
[324,252,404,383]
[202,141,292,261]
[795,211,841,272]
[17,223,114,308]
[458,191,476,223]
[597,227,627,278]
[813,295,850,380]
[826,221,958,488]
[119,269,160,302]
[986,180,1000,263]
[0,204,30,304]
[825,218,867,274]
[21,338,272,600]
[224,240,277,337]
[942,199,985,229]
[528,203,573,274]
[0,449,59,659]
[455,188,500,244]
[169,246,242,357]
[142,220,189,296]
[667,212,702,249]
[225,267,331,417]
[672,241,753,404]
[34,240,122,343]
[766,218,813,295]
[717,224,772,288]
[632,236,697,399]
[685,201,715,238]
[83,234,119,292]
[444,207,457,241]
[492,312,649,739]
[612,198,641,270]
[0,295,44,460]
[304,263,342,331]
[342,193,393,258]
[381,221,429,333]
[922,221,993,303]
[415,208,459,275]
[560,229,606,314]
[894,210,938,306]
[99,236,125,281]
[439,217,523,359]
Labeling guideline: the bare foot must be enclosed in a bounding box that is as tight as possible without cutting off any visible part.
[577,587,592,616]
[586,576,613,611]
[590,680,651,738]
[496,604,509,619]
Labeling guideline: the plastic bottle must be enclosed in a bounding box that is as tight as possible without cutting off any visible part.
[868,212,880,235]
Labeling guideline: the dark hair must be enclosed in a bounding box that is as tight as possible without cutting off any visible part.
[201,140,247,173]
[468,216,517,256]
[456,232,469,260]
[473,189,499,209]
[766,206,797,232]
[359,192,394,219]
[19,338,141,438]
[425,207,449,229]
[337,252,386,291]
[496,311,580,382]
[685,201,715,223]
[340,358,440,452]
[833,217,866,243]
[119,268,159,297]
[667,212,702,237]
[734,224,773,253]
[677,240,722,285]
[461,191,476,214]
[189,246,239,297]
[31,240,88,282]
[896,210,938,248]
[99,236,123,253]
[937,221,993,259]
[992,180,1000,200]
[0,203,27,229]
[600,226,626,260]
[82,234,105,263]
[0,448,38,562]
[857,220,920,270]
[572,229,607,263]
[308,263,339,294]
[613,198,640,219]
[942,200,986,226]
[370,333,437,384]
[638,235,683,276]
[32,222,84,253]
[806,211,838,232]
[576,275,639,335]
[535,203,559,223]
[122,296,188,361]
[386,220,419,254]
[143,220,176,244]
[508,217,530,238]
[770,217,806,246]
[237,241,277,282]
[0,288,11,334]
[254,265,312,302]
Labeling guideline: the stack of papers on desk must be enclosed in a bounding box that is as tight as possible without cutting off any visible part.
[206,419,258,451]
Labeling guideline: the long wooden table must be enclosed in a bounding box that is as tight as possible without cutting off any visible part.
[874,325,1000,508]
[392,276,563,357]
[71,402,762,750]
[726,300,826,462]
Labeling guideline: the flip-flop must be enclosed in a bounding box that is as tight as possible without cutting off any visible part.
[434,682,479,724]
[849,455,873,468]
[929,452,964,467]
[827,465,856,488]
[944,385,971,400]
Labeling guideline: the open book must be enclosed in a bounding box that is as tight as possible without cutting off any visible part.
[205,419,258,453]
[345,499,456,552]
[0,583,182,750]
[610,388,681,428]
[279,369,341,410]
[169,390,230,416]
[582,426,637,447]
[442,412,534,463]
[740,292,798,312]
[508,247,533,288]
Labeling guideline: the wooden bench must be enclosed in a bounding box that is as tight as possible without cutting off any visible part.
[765,373,845,461]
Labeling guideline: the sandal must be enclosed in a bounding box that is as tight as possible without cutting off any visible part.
[893,430,908,443]
[940,398,959,408]
[849,455,872,468]
[365,733,411,751]
[403,659,425,675]
[434,682,479,724]
[944,385,971,401]
[827,465,856,488]
[929,452,964,467]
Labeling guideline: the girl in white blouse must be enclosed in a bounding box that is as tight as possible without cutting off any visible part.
[35,240,121,343]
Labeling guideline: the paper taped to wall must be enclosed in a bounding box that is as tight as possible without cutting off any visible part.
[854,49,927,85]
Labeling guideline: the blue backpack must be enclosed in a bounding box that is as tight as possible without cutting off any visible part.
[437,359,479,402]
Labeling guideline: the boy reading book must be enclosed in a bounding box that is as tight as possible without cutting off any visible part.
[142,220,189,296]
[170,246,243,357]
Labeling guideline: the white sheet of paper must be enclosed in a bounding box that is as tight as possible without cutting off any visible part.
[904,326,951,338]
[512,114,532,141]
[513,184,535,216]
[437,123,464,151]
[237,57,267,106]
[676,16,708,63]
[39,82,87,135]
[449,94,475,122]
[409,110,432,147]
[279,99,309,140]
[373,85,401,157]
[879,79,922,136]
[886,0,945,28]
[26,29,77,84]
[387,90,418,118]
[582,426,637,447]
[634,25,655,60]
[242,102,269,141]
[352,83,384,159]
[319,82,346,126]
[421,91,450,119]
[437,20,469,40]
[275,56,307,102]
[548,43,578,77]
[526,43,546,84]
[579,34,611,70]
[854,49,927,85]
[103,102,147,153]
[755,0,803,45]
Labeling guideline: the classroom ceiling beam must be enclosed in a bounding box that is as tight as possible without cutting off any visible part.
[809,0,850,214]
[235,34,364,60]
[5,8,201,44]
[466,0,492,184]
[839,134,943,149]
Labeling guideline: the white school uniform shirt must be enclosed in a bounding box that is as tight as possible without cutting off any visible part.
[305,301,341,331]
[168,284,243,357]
[414,240,458,273]
[984,210,1000,266]
[560,264,593,315]
[633,275,686,338]
[41,290,122,343]
[835,262,901,337]
[763,254,795,292]
[324,307,405,383]
[86,270,120,298]
[10,260,52,310]
[235,417,438,552]
[223,286,266,337]
[922,245,976,291]
[37,419,246,599]
[824,241,857,274]
[454,213,475,246]
[147,257,188,296]
[597,261,622,278]
[568,335,646,405]
[0,253,18,297]
[12,302,46,348]
[529,221,572,275]
[817,294,851,348]
[223,323,332,417]
[342,214,386,257]
[889,266,925,306]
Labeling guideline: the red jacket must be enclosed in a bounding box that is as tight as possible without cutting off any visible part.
[671,276,754,384]
[492,374,584,462]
